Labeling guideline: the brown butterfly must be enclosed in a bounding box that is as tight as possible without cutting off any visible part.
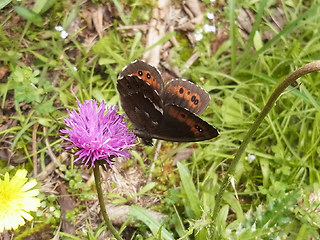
[117,60,219,145]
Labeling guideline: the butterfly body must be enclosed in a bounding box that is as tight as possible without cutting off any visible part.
[117,60,219,144]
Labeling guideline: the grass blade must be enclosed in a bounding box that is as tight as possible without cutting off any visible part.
[177,162,201,218]
[129,205,174,240]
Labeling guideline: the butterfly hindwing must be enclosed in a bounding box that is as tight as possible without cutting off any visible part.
[149,105,219,142]
[161,79,210,115]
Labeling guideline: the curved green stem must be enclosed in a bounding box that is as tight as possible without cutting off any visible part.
[212,60,320,222]
[93,165,124,240]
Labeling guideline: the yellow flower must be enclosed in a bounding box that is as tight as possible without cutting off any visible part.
[0,169,41,232]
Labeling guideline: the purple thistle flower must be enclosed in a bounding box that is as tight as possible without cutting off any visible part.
[60,99,136,167]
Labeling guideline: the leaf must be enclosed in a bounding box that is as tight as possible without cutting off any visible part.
[223,192,244,222]
[37,117,52,127]
[34,99,55,114]
[33,0,55,14]
[14,84,39,103]
[0,0,12,10]
[112,0,129,25]
[221,96,243,124]
[177,162,201,217]
[130,150,145,172]
[13,6,43,27]
[129,205,174,240]
[11,120,38,150]
[62,0,79,29]
[137,182,156,196]
[253,31,263,50]
[216,205,229,232]
[11,66,25,82]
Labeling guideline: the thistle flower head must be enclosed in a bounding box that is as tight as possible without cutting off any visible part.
[60,100,136,167]
[0,169,41,232]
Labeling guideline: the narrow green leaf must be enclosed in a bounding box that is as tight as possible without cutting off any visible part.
[137,182,156,196]
[33,0,55,14]
[145,32,175,52]
[11,120,38,150]
[177,162,201,217]
[37,118,51,127]
[239,0,268,66]
[223,192,244,222]
[62,0,79,29]
[228,0,236,72]
[221,96,243,124]
[112,0,129,25]
[253,31,263,50]
[13,6,43,27]
[216,205,229,232]
[0,0,12,10]
[129,31,142,59]
[236,3,320,71]
[129,205,174,240]
[130,150,145,172]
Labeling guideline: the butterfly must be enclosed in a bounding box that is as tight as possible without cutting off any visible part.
[117,60,219,145]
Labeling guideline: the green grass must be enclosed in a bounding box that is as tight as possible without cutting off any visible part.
[1,0,320,239]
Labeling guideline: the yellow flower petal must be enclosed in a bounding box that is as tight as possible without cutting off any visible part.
[0,219,4,232]
[0,169,41,232]
[20,211,33,221]
[16,169,28,178]
[21,179,37,191]
[24,189,40,197]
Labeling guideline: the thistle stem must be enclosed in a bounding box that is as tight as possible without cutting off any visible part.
[93,165,124,240]
[212,61,320,222]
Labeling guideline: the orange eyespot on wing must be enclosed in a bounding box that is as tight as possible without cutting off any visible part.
[165,84,202,109]
[131,70,161,92]
[119,59,163,93]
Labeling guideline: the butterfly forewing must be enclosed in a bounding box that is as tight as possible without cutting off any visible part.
[117,75,163,132]
[119,60,164,94]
